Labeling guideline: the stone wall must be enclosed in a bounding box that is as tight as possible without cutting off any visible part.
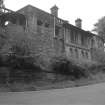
[17,5,104,64]
[64,26,92,61]
[17,5,65,62]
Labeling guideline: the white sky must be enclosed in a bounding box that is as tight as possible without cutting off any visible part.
[4,0,105,32]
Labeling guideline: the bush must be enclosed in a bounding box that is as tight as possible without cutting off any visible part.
[51,57,88,79]
[0,67,10,84]
[0,54,43,83]
[88,63,105,74]
[91,48,105,63]
[2,55,39,69]
[0,25,46,83]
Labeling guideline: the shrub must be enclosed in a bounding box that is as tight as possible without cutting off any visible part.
[91,48,105,63]
[51,57,88,79]
[88,63,105,74]
[0,25,46,83]
[0,54,43,83]
[0,67,10,84]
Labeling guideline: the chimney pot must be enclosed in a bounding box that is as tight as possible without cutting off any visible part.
[50,5,59,17]
[75,18,82,29]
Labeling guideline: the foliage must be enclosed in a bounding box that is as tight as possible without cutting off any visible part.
[0,25,31,56]
[51,57,88,79]
[87,63,105,75]
[0,67,10,84]
[0,54,43,83]
[91,48,105,63]
[0,24,44,83]
[93,16,105,40]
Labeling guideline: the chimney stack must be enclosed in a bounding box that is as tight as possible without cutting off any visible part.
[50,5,58,17]
[75,18,82,29]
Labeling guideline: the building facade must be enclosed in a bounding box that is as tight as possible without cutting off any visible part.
[17,5,104,62]
[0,4,104,63]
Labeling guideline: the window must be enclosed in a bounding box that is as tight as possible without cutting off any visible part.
[87,38,90,46]
[81,35,85,46]
[60,39,65,52]
[98,40,103,48]
[71,31,74,43]
[85,52,88,59]
[70,48,73,56]
[55,25,60,36]
[37,20,43,26]
[91,39,95,48]
[75,49,79,58]
[58,19,61,23]
[81,50,84,57]
[70,31,78,43]
[45,22,49,28]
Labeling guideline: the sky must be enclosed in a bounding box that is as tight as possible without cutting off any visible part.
[4,0,105,32]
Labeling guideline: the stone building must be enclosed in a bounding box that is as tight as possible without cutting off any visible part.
[0,4,104,63]
[17,5,104,62]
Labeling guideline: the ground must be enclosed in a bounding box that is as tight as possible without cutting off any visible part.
[0,82,105,105]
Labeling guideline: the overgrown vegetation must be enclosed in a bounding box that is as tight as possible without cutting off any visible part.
[0,24,105,91]
[51,57,89,80]
[0,55,43,84]
[0,24,43,84]
[91,48,105,63]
